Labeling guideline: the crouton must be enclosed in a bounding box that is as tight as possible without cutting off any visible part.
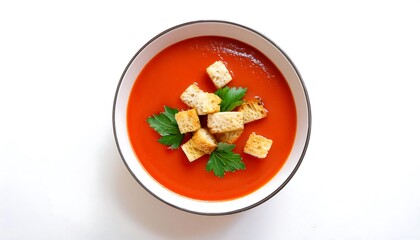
[206,61,232,88]
[191,128,218,154]
[196,92,221,115]
[207,112,244,134]
[181,139,206,162]
[175,109,200,134]
[180,83,204,108]
[243,132,273,158]
[214,129,244,144]
[237,98,268,124]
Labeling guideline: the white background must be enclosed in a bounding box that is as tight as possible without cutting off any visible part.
[1,1,419,239]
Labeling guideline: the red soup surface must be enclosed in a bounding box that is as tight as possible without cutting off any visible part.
[127,36,297,201]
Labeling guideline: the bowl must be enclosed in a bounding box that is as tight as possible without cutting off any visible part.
[113,20,311,215]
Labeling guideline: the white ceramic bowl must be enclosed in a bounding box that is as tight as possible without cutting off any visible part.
[113,20,311,215]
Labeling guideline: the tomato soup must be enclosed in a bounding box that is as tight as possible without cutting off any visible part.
[127,36,297,201]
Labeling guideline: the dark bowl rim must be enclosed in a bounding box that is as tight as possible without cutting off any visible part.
[112,19,312,216]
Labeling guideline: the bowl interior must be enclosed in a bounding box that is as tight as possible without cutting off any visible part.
[113,21,310,215]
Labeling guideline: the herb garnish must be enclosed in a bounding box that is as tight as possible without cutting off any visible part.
[206,143,246,177]
[215,86,247,112]
[146,106,184,149]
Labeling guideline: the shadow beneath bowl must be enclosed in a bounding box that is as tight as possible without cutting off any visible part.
[105,136,240,238]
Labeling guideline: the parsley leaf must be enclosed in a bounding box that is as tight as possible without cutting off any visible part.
[146,106,185,149]
[215,86,247,112]
[206,143,246,177]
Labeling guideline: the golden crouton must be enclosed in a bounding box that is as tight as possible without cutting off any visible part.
[196,92,221,115]
[206,61,232,88]
[181,139,206,162]
[180,83,204,108]
[214,129,244,144]
[191,128,218,154]
[243,132,273,158]
[207,112,244,134]
[237,98,268,124]
[175,109,200,134]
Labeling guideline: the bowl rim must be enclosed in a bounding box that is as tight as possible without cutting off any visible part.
[112,19,312,215]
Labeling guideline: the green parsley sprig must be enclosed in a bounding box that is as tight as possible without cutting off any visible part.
[146,106,184,149]
[206,143,246,177]
[215,86,247,112]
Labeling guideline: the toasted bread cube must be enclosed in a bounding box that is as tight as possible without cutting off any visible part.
[180,83,204,108]
[181,139,206,162]
[206,61,232,88]
[191,128,218,154]
[175,109,200,134]
[196,92,221,115]
[207,112,244,134]
[237,98,268,124]
[243,132,273,158]
[214,129,244,144]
